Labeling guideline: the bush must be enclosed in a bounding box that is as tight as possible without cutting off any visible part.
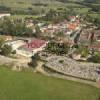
[0,39,4,49]
[59,60,64,63]
[12,50,16,54]
[29,54,40,68]
[76,46,89,57]
[1,45,12,56]
[88,52,100,63]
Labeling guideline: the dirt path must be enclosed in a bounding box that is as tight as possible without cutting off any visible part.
[0,55,31,67]
[35,61,46,74]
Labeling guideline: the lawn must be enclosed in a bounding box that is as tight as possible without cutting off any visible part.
[74,8,91,14]
[0,66,100,100]
[11,14,40,19]
[89,13,100,20]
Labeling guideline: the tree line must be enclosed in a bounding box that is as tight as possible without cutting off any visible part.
[0,18,34,37]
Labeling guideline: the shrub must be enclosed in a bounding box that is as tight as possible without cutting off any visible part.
[59,60,64,63]
[88,52,100,63]
[1,45,12,56]
[12,50,16,54]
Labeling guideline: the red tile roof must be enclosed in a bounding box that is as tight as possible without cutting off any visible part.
[89,45,100,49]
[21,39,46,51]
[67,23,77,30]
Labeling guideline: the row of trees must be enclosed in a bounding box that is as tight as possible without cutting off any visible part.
[0,17,44,38]
[0,18,34,37]
[40,9,71,23]
[86,15,100,27]
[0,5,45,15]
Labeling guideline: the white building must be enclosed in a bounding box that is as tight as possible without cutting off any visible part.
[5,40,25,50]
[0,13,11,18]
[5,39,48,57]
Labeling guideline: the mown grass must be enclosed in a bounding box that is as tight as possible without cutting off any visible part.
[0,0,82,12]
[11,14,39,19]
[89,13,100,20]
[74,7,91,14]
[0,66,100,100]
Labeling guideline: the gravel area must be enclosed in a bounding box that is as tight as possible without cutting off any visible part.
[45,56,100,81]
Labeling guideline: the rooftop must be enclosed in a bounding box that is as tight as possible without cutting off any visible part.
[19,39,47,51]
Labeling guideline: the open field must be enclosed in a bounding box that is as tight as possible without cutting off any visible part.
[0,66,100,100]
[89,13,100,20]
[0,0,100,22]
[11,14,40,19]
[0,0,82,13]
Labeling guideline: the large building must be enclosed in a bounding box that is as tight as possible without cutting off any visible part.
[0,13,11,18]
[5,38,48,57]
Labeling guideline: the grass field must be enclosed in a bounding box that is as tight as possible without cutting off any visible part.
[0,66,100,100]
[0,0,82,13]
[89,13,100,20]
[11,14,40,19]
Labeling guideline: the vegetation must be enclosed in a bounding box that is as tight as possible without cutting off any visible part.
[75,46,89,57]
[0,39,4,49]
[88,52,100,63]
[35,25,41,37]
[0,38,12,56]
[29,53,40,68]
[0,0,99,25]
[1,44,12,56]
[0,66,100,100]
[41,8,69,22]
[46,41,69,55]
[0,18,33,37]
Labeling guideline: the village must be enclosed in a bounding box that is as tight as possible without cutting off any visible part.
[0,13,100,85]
[0,0,100,99]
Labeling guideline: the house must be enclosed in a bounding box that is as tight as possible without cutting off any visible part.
[5,39,25,50]
[69,16,76,22]
[0,13,11,18]
[67,23,77,30]
[0,35,13,41]
[5,38,48,57]
[18,39,48,57]
[89,43,100,51]
[94,30,100,42]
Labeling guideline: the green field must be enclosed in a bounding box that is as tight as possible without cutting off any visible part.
[89,13,100,20]
[0,0,100,21]
[11,14,40,19]
[0,66,100,100]
[0,0,82,14]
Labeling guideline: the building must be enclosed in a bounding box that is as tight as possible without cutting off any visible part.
[5,38,48,57]
[0,13,11,18]
[5,39,25,50]
[0,35,13,41]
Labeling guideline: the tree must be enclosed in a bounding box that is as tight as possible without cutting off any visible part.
[35,25,41,37]
[0,39,4,49]
[0,18,33,37]
[90,31,95,45]
[1,45,12,56]
[76,46,89,57]
[88,52,100,63]
[46,41,69,55]
[29,53,40,68]
[0,18,14,35]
